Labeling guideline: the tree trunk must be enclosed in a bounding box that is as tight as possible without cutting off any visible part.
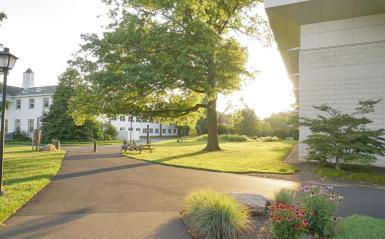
[205,99,221,151]
[335,157,340,170]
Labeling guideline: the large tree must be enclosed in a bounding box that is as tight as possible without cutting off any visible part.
[70,0,270,151]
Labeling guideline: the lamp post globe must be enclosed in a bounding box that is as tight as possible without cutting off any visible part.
[0,47,18,196]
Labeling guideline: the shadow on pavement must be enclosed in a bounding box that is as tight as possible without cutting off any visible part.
[54,162,151,180]
[0,207,91,239]
[151,217,192,239]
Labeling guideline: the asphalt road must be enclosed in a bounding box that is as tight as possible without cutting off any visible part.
[0,145,298,239]
[1,145,384,238]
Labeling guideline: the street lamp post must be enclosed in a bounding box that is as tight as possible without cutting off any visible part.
[0,47,18,196]
[129,116,133,142]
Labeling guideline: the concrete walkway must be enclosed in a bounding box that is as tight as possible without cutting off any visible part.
[0,145,299,239]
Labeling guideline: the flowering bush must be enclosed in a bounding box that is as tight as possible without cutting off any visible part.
[269,202,308,239]
[300,185,343,238]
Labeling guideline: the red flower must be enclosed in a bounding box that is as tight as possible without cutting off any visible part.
[302,220,309,227]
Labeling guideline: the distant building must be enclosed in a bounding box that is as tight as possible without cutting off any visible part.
[1,69,178,138]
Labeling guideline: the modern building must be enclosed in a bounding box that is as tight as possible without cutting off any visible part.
[265,0,385,166]
[1,69,178,139]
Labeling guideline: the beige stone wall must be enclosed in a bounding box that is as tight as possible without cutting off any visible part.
[299,40,385,167]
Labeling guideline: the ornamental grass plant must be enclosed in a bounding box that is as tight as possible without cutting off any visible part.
[182,189,252,239]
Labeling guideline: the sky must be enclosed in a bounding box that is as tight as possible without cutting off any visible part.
[0,0,295,118]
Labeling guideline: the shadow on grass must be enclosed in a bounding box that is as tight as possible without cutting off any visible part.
[3,174,54,186]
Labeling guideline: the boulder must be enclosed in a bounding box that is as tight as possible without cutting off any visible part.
[229,192,271,215]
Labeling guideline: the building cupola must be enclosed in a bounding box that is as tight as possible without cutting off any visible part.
[22,68,35,89]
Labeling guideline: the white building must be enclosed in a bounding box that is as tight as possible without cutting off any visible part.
[2,69,178,139]
[109,116,178,139]
[265,0,385,166]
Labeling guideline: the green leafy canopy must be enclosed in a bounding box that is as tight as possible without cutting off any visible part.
[68,0,270,125]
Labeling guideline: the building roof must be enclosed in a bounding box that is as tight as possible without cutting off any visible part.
[0,84,56,96]
[265,0,385,76]
[24,68,34,74]
[265,0,385,102]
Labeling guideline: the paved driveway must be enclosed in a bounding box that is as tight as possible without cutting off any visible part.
[1,145,385,238]
[0,145,298,239]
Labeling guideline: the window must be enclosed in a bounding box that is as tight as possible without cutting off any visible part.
[120,116,126,121]
[155,129,159,134]
[150,128,154,133]
[143,128,147,133]
[128,128,133,131]
[162,129,166,134]
[120,127,125,131]
[15,119,21,133]
[173,129,177,134]
[16,99,21,110]
[5,119,8,133]
[28,119,34,133]
[136,128,140,131]
[29,98,35,109]
[168,129,171,134]
[43,97,49,108]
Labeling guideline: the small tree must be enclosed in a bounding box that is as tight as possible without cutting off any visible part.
[233,107,258,136]
[256,120,272,137]
[103,123,118,140]
[301,99,385,169]
[41,69,105,143]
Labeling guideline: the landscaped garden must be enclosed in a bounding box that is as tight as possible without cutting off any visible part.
[181,187,385,239]
[0,146,65,223]
[124,137,296,174]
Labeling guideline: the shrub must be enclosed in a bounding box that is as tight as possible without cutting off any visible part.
[301,99,385,169]
[195,134,208,141]
[194,134,250,142]
[337,215,385,239]
[300,186,342,238]
[269,203,308,239]
[274,189,296,205]
[219,134,250,142]
[182,189,252,239]
[13,131,31,141]
[258,136,281,142]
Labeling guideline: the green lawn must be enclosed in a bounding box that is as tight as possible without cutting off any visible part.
[0,146,65,223]
[335,215,385,239]
[315,164,385,186]
[124,139,296,173]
